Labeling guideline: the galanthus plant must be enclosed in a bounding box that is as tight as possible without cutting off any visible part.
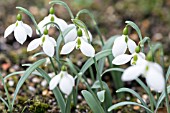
[1,1,170,113]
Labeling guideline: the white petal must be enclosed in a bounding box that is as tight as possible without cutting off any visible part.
[43,37,55,57]
[60,41,76,54]
[23,23,33,37]
[149,62,163,74]
[4,23,15,38]
[112,35,127,57]
[59,73,74,95]
[127,38,137,54]
[37,16,50,34]
[138,52,145,59]
[64,26,77,43]
[146,66,165,92]
[82,30,93,42]
[112,54,132,65]
[80,39,95,57]
[27,38,41,51]
[122,65,145,81]
[55,17,68,31]
[48,36,56,46]
[49,74,61,90]
[14,25,27,44]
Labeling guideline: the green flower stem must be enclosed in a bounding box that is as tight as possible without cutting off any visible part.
[0,73,12,112]
[49,57,58,75]
[93,57,104,90]
[89,66,95,82]
[76,9,104,46]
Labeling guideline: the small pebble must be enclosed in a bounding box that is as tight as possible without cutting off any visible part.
[32,77,40,83]
[8,80,14,86]
[28,86,36,92]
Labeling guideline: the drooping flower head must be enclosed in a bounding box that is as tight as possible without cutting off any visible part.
[112,26,136,57]
[49,65,75,95]
[37,7,68,35]
[60,28,95,57]
[112,46,145,65]
[122,59,165,92]
[4,14,32,44]
[27,28,56,57]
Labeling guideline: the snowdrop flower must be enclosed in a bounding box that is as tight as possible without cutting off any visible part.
[60,28,95,57]
[122,60,165,92]
[37,7,68,34]
[27,29,56,57]
[4,14,32,44]
[64,24,93,43]
[49,66,74,95]
[112,46,145,65]
[112,26,136,57]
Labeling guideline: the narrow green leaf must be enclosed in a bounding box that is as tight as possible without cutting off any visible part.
[64,93,72,113]
[136,78,156,107]
[92,81,112,113]
[11,59,46,109]
[165,66,170,82]
[116,88,148,108]
[100,68,124,77]
[32,52,45,58]
[155,85,170,112]
[0,96,9,109]
[97,90,105,103]
[81,90,105,113]
[36,68,66,113]
[108,101,153,113]
[49,0,74,19]
[80,49,112,74]
[125,21,143,41]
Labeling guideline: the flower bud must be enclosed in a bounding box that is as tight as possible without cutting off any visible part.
[50,7,55,14]
[43,28,48,35]
[135,46,140,53]
[123,26,128,35]
[77,28,82,37]
[146,51,152,61]
[61,65,67,71]
[17,14,22,21]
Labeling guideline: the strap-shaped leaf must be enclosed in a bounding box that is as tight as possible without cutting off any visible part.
[0,96,9,109]
[116,88,148,109]
[108,101,153,113]
[100,68,124,77]
[80,49,112,74]
[11,59,46,109]
[81,90,105,113]
[97,90,105,103]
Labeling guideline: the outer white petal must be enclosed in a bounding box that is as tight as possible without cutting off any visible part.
[148,62,163,74]
[59,73,74,95]
[127,38,137,54]
[122,65,145,81]
[138,52,145,59]
[64,26,77,43]
[23,23,33,37]
[60,41,76,54]
[14,25,27,44]
[27,38,41,51]
[112,36,127,57]
[49,74,61,90]
[146,66,165,92]
[43,38,55,57]
[112,54,132,65]
[80,39,95,57]
[55,17,68,31]
[48,36,56,46]
[37,16,50,34]
[82,30,93,42]
[4,23,16,38]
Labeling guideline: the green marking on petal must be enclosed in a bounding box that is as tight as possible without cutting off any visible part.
[42,36,46,43]
[125,36,128,43]
[16,22,18,27]
[50,16,55,22]
[133,54,138,61]
[145,65,149,71]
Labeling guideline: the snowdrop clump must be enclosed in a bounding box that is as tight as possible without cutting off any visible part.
[2,1,170,113]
